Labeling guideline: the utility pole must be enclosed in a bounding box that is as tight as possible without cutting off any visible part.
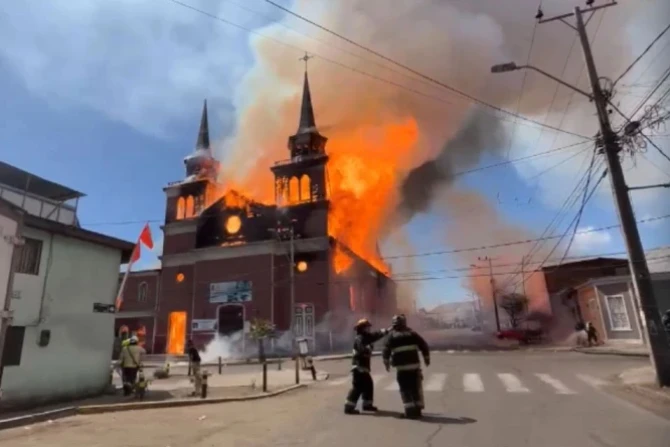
[289,225,295,341]
[537,2,670,386]
[479,256,500,332]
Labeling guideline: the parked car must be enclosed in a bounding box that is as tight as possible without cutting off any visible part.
[496,328,543,345]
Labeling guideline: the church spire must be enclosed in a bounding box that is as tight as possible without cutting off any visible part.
[297,53,316,134]
[196,99,210,150]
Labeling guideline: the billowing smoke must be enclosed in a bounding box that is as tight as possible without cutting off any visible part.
[213,0,664,335]
[396,110,506,224]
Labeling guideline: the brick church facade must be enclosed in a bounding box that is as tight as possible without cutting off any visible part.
[115,70,397,355]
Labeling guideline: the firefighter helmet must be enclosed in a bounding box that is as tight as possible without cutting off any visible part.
[355,318,371,331]
[391,314,406,329]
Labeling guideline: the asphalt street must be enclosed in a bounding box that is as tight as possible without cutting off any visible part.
[2,352,668,447]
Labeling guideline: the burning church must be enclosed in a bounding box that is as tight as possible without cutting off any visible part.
[115,69,398,355]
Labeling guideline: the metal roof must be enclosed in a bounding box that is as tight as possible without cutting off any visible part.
[0,161,85,201]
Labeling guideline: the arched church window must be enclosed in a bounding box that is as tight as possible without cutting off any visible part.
[138,282,148,303]
[194,194,204,214]
[289,177,300,204]
[300,175,311,202]
[176,197,186,220]
[185,196,195,218]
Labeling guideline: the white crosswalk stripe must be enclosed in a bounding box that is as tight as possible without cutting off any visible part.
[463,373,484,393]
[535,373,576,395]
[497,373,530,393]
[323,372,599,395]
[385,380,400,391]
[576,373,607,388]
[326,377,350,387]
[371,374,386,384]
[424,373,447,391]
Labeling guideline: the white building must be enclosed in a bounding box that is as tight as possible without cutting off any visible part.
[0,162,133,410]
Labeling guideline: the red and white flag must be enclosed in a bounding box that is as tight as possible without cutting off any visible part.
[116,223,155,311]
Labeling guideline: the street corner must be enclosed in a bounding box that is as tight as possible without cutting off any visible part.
[0,383,309,431]
[573,346,649,358]
[76,383,308,415]
[0,407,77,432]
[615,366,670,404]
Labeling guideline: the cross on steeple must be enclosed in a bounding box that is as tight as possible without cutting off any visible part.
[299,52,313,72]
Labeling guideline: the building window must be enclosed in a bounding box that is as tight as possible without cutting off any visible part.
[1,326,26,366]
[15,237,42,275]
[605,294,632,331]
[138,282,148,303]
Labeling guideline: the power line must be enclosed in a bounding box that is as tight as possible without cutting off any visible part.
[82,140,591,228]
[554,147,600,266]
[215,0,440,93]
[626,63,670,122]
[504,6,541,159]
[499,154,602,288]
[382,213,670,260]
[613,21,670,87]
[259,0,590,139]
[508,166,608,291]
[392,246,670,277]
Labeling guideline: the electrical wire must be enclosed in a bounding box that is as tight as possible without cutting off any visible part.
[255,0,590,139]
[553,147,600,266]
[82,139,592,228]
[381,212,668,261]
[504,4,541,159]
[613,21,670,88]
[507,166,608,291]
[498,153,602,288]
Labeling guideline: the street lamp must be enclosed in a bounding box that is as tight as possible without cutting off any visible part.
[491,62,593,100]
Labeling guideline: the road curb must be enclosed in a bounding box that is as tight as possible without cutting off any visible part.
[573,348,649,358]
[0,407,77,431]
[0,383,310,431]
[77,383,307,415]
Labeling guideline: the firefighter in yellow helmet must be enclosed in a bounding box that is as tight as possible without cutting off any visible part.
[344,318,391,415]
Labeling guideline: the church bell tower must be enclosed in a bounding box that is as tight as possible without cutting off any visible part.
[164,100,221,224]
[270,55,329,209]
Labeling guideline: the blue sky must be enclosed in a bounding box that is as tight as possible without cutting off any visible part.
[1,0,669,309]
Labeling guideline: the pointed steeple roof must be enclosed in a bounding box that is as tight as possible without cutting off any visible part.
[297,71,317,134]
[196,99,210,150]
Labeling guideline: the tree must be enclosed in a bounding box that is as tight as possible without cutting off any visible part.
[499,293,529,329]
[249,318,276,362]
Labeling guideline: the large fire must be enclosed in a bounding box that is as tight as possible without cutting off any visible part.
[327,118,419,275]
[203,118,419,276]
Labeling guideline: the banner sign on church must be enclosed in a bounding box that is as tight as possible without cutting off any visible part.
[209,280,252,303]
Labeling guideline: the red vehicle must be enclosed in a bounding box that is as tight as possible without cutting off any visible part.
[497,328,544,345]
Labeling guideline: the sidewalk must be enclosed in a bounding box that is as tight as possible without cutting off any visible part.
[0,369,325,430]
[616,366,670,403]
[574,344,649,357]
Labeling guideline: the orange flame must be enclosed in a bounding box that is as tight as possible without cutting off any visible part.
[210,118,419,276]
[327,119,419,275]
[333,245,354,274]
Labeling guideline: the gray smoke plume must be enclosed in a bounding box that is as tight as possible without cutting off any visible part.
[397,109,506,223]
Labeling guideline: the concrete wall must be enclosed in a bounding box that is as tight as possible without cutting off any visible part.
[0,213,19,312]
[2,226,122,408]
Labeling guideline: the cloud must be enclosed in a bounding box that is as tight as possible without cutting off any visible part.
[0,0,255,137]
[571,227,613,254]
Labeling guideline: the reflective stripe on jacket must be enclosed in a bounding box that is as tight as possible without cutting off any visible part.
[382,329,430,370]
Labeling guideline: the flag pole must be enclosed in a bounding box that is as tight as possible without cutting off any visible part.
[116,244,138,311]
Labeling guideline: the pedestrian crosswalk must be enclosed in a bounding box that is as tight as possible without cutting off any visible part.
[323,372,602,396]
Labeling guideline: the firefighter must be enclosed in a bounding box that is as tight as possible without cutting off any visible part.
[382,314,430,419]
[344,318,390,415]
[118,335,146,396]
